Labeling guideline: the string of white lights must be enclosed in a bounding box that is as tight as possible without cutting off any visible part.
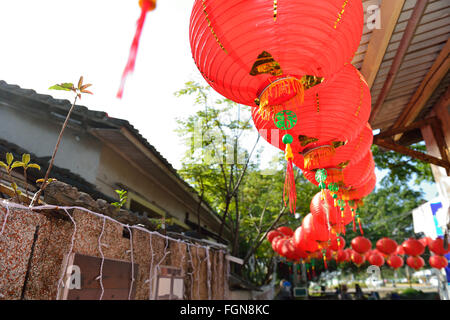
[0,205,9,236]
[0,200,229,300]
[205,246,212,300]
[187,244,195,299]
[56,208,77,296]
[126,225,135,300]
[97,217,106,300]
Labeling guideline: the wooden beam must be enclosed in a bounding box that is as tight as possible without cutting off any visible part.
[392,38,450,140]
[430,117,450,170]
[369,0,429,124]
[373,138,450,171]
[374,116,437,139]
[360,0,406,89]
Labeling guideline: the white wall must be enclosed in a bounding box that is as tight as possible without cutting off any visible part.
[0,105,102,184]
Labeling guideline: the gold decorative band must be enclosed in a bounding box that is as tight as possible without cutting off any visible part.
[334,0,349,29]
[202,0,228,54]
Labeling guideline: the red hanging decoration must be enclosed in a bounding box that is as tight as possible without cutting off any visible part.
[351,236,372,254]
[387,255,404,269]
[406,256,425,270]
[190,0,364,108]
[428,238,450,256]
[376,237,398,256]
[402,238,425,257]
[117,0,157,99]
[429,255,448,269]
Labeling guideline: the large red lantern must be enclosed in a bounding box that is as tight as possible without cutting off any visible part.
[387,255,404,269]
[376,237,398,256]
[419,236,432,248]
[190,0,364,108]
[293,226,319,253]
[428,238,450,256]
[406,256,425,270]
[402,239,425,257]
[368,251,385,267]
[351,236,372,254]
[310,190,353,227]
[429,255,448,269]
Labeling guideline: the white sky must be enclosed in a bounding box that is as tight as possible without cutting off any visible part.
[0,0,437,201]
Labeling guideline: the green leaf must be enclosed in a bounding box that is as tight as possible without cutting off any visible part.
[27,163,41,170]
[11,161,24,169]
[0,161,7,169]
[49,83,74,91]
[6,152,13,165]
[22,154,30,165]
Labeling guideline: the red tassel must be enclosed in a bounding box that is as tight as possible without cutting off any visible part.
[352,211,356,232]
[283,158,297,213]
[323,253,328,269]
[117,1,152,99]
[358,218,364,235]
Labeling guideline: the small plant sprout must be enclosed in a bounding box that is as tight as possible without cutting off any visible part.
[0,152,24,201]
[111,189,128,209]
[30,76,93,207]
[10,154,41,198]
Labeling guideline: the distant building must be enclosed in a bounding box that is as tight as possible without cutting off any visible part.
[0,80,231,244]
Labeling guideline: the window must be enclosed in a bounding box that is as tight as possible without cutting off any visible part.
[153,266,184,300]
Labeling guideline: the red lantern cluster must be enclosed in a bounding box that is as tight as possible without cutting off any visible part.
[190,0,372,214]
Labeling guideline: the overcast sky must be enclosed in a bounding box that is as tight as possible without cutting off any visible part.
[0,0,438,201]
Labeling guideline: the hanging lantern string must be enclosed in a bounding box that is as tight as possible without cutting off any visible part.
[117,0,156,99]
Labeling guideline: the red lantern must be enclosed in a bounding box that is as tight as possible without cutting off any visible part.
[310,190,353,227]
[402,239,425,257]
[351,250,365,266]
[429,255,448,269]
[419,236,432,248]
[272,236,285,253]
[280,239,298,260]
[117,0,157,98]
[190,0,364,107]
[302,213,330,243]
[277,226,294,237]
[351,236,372,254]
[330,236,346,251]
[267,230,283,243]
[396,245,405,256]
[387,255,404,269]
[336,249,350,263]
[368,251,385,267]
[428,238,450,256]
[406,256,425,270]
[376,237,398,256]
[293,226,319,253]
[253,64,371,169]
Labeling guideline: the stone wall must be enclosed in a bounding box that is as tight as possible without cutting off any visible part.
[0,181,229,300]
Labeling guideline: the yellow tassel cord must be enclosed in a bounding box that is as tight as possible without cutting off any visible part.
[283,144,297,213]
[258,77,304,120]
[303,145,336,170]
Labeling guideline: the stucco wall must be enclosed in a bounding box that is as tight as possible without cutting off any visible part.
[0,202,228,300]
[0,106,101,184]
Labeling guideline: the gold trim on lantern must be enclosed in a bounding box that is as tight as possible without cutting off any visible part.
[250,51,282,76]
[202,0,228,54]
[298,135,319,147]
[334,0,349,29]
[303,144,336,169]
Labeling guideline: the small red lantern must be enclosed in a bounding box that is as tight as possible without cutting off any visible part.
[310,190,353,227]
[406,256,425,270]
[351,236,372,254]
[277,226,294,237]
[376,237,398,256]
[428,238,450,256]
[402,239,425,257]
[396,245,405,256]
[387,255,404,269]
[368,251,385,267]
[267,230,283,243]
[429,255,448,269]
[419,236,432,248]
[336,249,350,263]
[351,250,365,266]
[330,235,346,252]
